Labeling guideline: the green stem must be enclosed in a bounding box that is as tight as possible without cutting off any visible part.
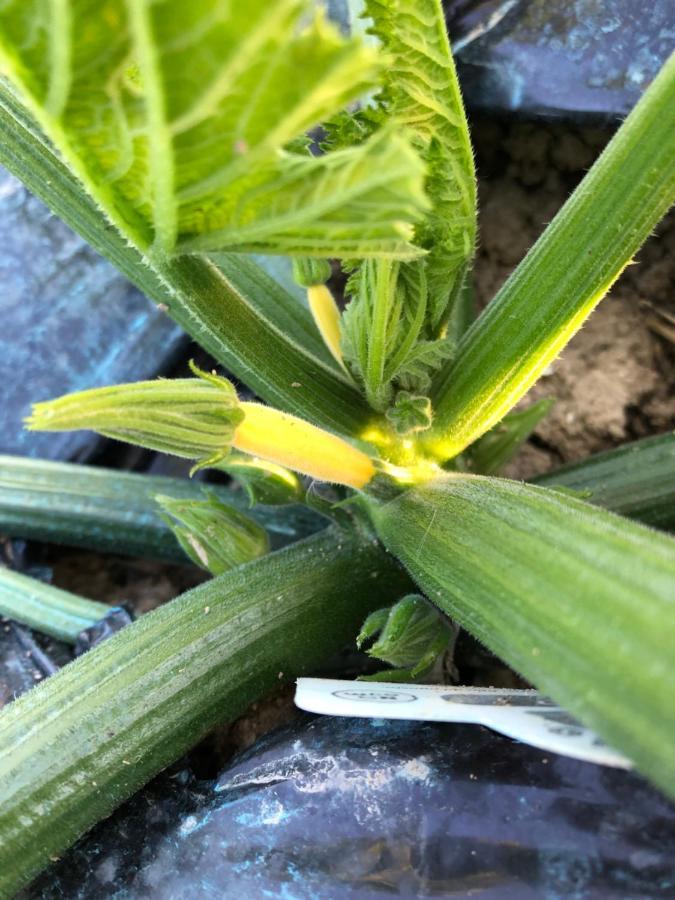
[370,475,675,798]
[469,398,555,476]
[532,432,675,530]
[0,526,411,894]
[0,568,108,643]
[429,53,675,457]
[0,456,324,560]
[0,88,372,438]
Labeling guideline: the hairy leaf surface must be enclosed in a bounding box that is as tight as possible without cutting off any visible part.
[371,475,675,797]
[338,0,475,409]
[365,0,476,326]
[0,0,427,258]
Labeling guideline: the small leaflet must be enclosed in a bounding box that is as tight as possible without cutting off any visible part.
[295,678,632,769]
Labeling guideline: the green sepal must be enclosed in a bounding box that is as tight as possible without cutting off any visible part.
[292,257,332,287]
[214,453,304,506]
[303,483,358,531]
[385,392,433,435]
[156,493,270,575]
[26,365,243,466]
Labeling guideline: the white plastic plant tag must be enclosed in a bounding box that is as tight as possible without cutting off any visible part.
[295,678,632,769]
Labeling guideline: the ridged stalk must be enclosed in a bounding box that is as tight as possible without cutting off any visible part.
[0,456,324,560]
[0,526,410,894]
[0,567,109,643]
[533,432,675,530]
[369,475,675,797]
[429,54,675,457]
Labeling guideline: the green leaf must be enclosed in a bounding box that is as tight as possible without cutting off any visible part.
[26,364,243,472]
[0,525,412,893]
[156,493,270,574]
[533,432,675,531]
[357,592,454,680]
[0,0,428,259]
[469,398,555,475]
[370,475,675,797]
[428,53,675,458]
[393,336,454,390]
[0,567,109,644]
[214,453,304,506]
[0,87,375,436]
[363,0,477,327]
[179,125,428,259]
[340,258,454,409]
[336,0,474,411]
[0,455,324,561]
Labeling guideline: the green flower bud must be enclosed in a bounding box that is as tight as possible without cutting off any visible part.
[357,594,455,682]
[26,362,243,472]
[292,257,332,287]
[156,493,269,575]
[386,392,433,435]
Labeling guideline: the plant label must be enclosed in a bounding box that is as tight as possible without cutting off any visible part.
[295,678,632,768]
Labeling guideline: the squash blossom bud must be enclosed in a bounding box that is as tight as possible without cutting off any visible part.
[155,493,269,575]
[292,257,348,373]
[26,363,243,471]
[28,364,375,489]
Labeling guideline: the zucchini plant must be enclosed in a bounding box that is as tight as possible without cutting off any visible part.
[0,0,673,891]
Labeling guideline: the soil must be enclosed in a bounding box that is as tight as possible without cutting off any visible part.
[40,116,675,760]
[47,547,206,614]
